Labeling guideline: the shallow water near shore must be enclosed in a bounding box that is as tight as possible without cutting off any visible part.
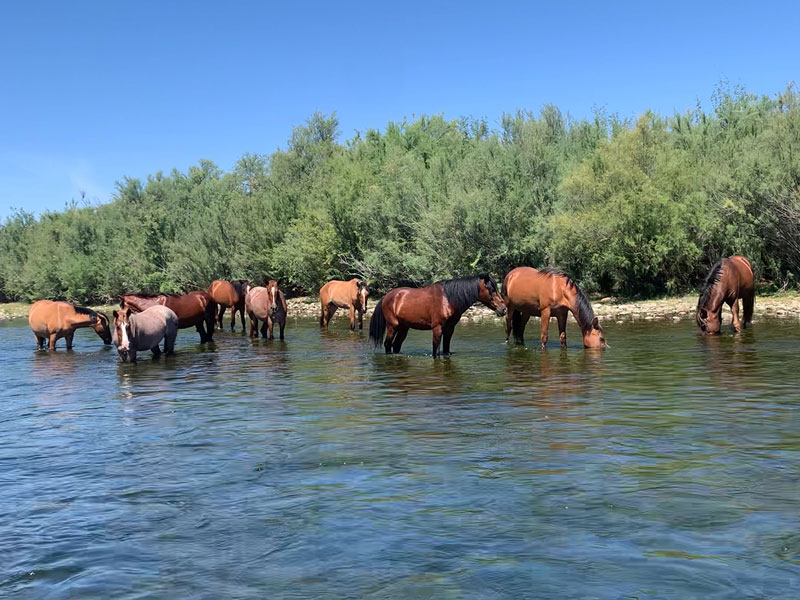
[1,316,799,598]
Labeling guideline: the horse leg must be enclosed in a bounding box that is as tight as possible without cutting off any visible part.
[392,327,408,353]
[556,309,568,348]
[320,301,327,328]
[325,304,337,329]
[505,311,512,342]
[196,323,207,343]
[48,333,58,350]
[279,318,286,341]
[432,325,443,358]
[65,331,75,350]
[151,345,161,358]
[384,324,396,354]
[349,305,356,331]
[267,316,275,339]
[743,291,754,327]
[249,314,258,338]
[540,308,551,350]
[731,299,742,332]
[217,305,226,330]
[34,334,44,348]
[442,321,457,355]
[358,307,364,330]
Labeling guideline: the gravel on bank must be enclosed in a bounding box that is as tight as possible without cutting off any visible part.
[3,294,800,324]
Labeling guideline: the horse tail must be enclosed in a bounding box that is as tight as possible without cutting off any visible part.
[369,298,386,347]
[511,309,525,344]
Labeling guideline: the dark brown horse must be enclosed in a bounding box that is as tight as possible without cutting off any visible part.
[319,278,369,331]
[369,274,507,357]
[207,279,251,332]
[503,267,606,349]
[28,300,112,350]
[120,291,217,342]
[696,255,754,334]
[245,280,288,340]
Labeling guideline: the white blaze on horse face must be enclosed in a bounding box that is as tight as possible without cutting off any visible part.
[118,317,130,351]
[269,283,278,310]
[360,287,368,308]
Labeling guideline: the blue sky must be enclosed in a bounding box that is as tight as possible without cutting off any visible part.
[1,1,797,218]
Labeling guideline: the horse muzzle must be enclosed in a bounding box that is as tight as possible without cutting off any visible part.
[496,307,508,317]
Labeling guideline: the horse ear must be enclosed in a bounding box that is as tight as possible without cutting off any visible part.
[113,310,119,319]
[592,316,599,329]
[124,307,132,318]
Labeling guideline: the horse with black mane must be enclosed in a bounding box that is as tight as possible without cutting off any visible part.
[503,267,606,349]
[696,255,754,334]
[120,291,217,342]
[207,279,251,332]
[369,274,507,357]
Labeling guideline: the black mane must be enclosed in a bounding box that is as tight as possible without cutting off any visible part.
[697,260,724,310]
[539,268,596,333]
[232,280,249,295]
[437,273,497,313]
[73,306,97,316]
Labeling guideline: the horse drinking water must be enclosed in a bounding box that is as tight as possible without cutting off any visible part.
[207,279,251,332]
[113,305,179,363]
[319,278,369,331]
[245,280,287,340]
[28,300,112,350]
[369,274,507,358]
[503,267,606,349]
[696,255,754,334]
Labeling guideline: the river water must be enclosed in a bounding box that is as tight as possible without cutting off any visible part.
[1,316,799,598]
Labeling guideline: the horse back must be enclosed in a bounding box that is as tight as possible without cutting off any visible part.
[726,255,755,294]
[29,300,89,334]
[245,286,270,319]
[321,279,357,307]
[383,285,448,329]
[503,267,556,312]
[208,280,238,307]
[130,306,178,349]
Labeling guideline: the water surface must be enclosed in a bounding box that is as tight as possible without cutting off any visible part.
[1,316,799,598]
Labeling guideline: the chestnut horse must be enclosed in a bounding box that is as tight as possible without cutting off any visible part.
[696,255,754,334]
[245,280,288,340]
[207,279,250,332]
[28,300,112,350]
[113,305,178,362]
[369,274,507,357]
[120,291,216,342]
[319,278,369,331]
[503,267,606,349]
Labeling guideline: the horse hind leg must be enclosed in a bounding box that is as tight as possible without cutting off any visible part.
[65,332,75,350]
[743,292,754,327]
[556,310,568,347]
[217,305,226,330]
[392,327,408,354]
[151,344,162,358]
[731,299,742,332]
[383,324,396,354]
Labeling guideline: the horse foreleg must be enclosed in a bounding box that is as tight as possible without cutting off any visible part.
[65,331,75,350]
[218,305,226,330]
[279,319,286,341]
[384,324,396,354]
[742,292,754,327]
[731,299,742,332]
[432,325,443,358]
[358,308,364,330]
[392,327,408,353]
[505,311,512,343]
[556,310,568,347]
[249,314,258,338]
[34,334,44,348]
[151,345,161,358]
[48,333,58,350]
[349,305,356,331]
[442,321,457,355]
[196,323,207,343]
[540,308,551,350]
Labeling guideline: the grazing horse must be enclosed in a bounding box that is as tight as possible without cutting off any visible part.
[207,279,251,332]
[503,267,607,349]
[369,274,507,357]
[113,305,178,363]
[319,278,369,331]
[28,300,112,350]
[696,255,754,334]
[245,280,288,340]
[120,291,216,342]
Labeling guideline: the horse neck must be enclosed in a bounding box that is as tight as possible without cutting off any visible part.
[702,283,726,314]
[565,287,593,334]
[69,310,96,328]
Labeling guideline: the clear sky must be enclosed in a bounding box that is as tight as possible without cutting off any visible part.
[1,0,797,218]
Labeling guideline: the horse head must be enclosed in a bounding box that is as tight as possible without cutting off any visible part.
[582,316,608,349]
[478,274,507,317]
[93,312,113,345]
[112,308,134,361]
[696,307,721,335]
[356,279,369,310]
[267,280,280,314]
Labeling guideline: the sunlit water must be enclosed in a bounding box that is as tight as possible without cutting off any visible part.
[1,315,799,598]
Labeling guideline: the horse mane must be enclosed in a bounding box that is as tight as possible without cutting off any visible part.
[232,280,249,295]
[437,274,497,313]
[538,268,596,333]
[74,306,97,316]
[697,260,724,310]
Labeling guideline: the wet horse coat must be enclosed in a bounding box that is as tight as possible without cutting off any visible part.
[503,267,606,349]
[113,305,178,362]
[696,255,754,334]
[28,300,112,350]
[120,291,216,342]
[319,278,369,330]
[207,279,250,332]
[245,281,287,340]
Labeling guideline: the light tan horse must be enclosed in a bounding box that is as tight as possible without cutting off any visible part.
[503,267,606,349]
[112,305,179,362]
[28,300,112,350]
[245,280,288,340]
[319,278,369,330]
[207,279,251,332]
[696,255,755,334]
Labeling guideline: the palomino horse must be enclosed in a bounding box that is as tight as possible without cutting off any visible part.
[207,279,251,332]
[696,255,754,334]
[28,300,112,350]
[503,267,606,349]
[369,274,507,357]
[245,280,288,340]
[319,278,369,331]
[113,305,178,362]
[120,291,216,342]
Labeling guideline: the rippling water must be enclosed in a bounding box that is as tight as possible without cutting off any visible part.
[1,315,800,598]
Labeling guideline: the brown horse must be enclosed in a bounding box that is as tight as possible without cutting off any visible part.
[696,255,754,334]
[28,300,112,350]
[113,305,178,362]
[503,267,606,349]
[319,278,369,331]
[245,280,288,340]
[207,279,251,332]
[369,274,507,357]
[120,291,216,342]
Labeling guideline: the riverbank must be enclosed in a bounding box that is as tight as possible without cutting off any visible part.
[3,293,800,323]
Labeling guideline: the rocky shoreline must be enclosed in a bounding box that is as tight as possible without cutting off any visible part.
[3,294,800,324]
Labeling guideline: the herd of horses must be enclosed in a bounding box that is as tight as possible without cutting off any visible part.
[26,255,755,362]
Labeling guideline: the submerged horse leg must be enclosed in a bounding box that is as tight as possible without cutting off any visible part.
[151,345,161,358]
[218,305,226,330]
[358,307,364,330]
[383,324,396,354]
[349,305,356,331]
[432,325,443,358]
[34,333,44,348]
[65,331,75,350]
[442,320,457,355]
[731,299,742,332]
[392,327,408,353]
[325,304,337,329]
[556,309,568,347]
[279,318,286,341]
[48,333,58,350]
[249,314,258,338]
[742,292,754,328]
[539,307,551,350]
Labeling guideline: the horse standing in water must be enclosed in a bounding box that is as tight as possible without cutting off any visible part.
[120,291,216,342]
[245,280,288,340]
[113,305,178,363]
[369,274,507,357]
[207,279,250,332]
[696,255,754,334]
[503,267,607,349]
[28,300,112,350]
[319,278,369,331]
